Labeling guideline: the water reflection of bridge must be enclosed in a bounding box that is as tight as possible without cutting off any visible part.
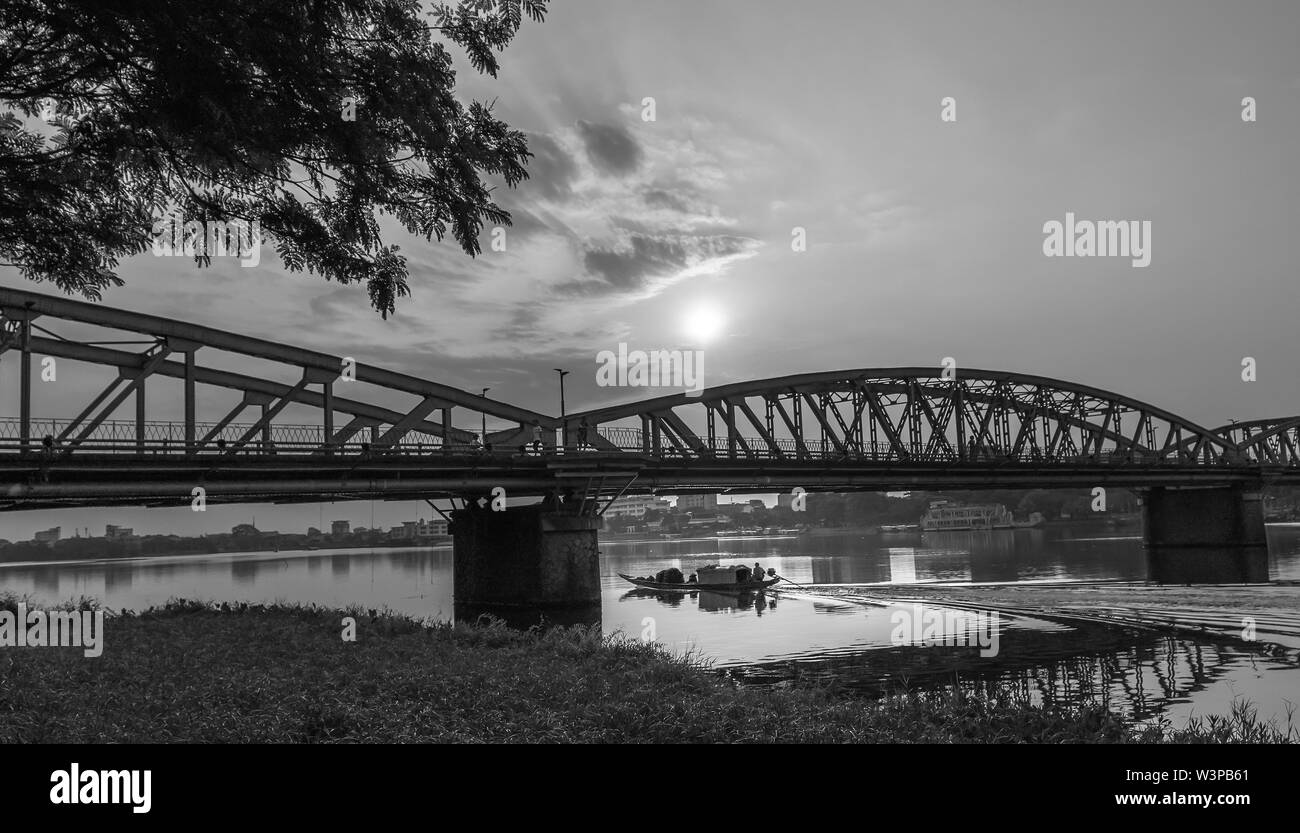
[735,621,1292,728]
[806,530,1269,585]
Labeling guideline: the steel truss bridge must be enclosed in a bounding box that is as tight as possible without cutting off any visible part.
[1,288,1297,511]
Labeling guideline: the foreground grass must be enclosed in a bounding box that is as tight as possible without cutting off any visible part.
[0,597,1292,743]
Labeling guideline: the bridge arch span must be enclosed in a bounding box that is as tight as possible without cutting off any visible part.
[1212,416,1300,465]
[0,287,552,456]
[568,367,1241,465]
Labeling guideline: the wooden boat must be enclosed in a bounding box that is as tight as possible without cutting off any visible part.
[618,573,780,593]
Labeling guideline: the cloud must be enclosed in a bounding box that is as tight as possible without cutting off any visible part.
[452,117,763,305]
[642,188,692,213]
[516,132,577,200]
[485,202,553,241]
[575,120,642,176]
[582,235,685,288]
[307,287,357,323]
[204,115,770,367]
[572,232,759,295]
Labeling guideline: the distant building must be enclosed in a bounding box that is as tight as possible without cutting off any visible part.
[33,527,61,546]
[231,524,259,536]
[391,518,449,542]
[777,493,795,509]
[675,493,718,511]
[105,524,135,540]
[331,520,350,536]
[604,495,670,519]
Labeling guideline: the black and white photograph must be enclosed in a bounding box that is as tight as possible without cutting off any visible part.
[0,0,1295,806]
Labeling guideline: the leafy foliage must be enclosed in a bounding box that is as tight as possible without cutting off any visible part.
[0,0,547,315]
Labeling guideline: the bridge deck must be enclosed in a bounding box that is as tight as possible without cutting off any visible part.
[1,446,1290,510]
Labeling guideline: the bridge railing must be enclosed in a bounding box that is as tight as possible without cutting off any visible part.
[0,418,446,447]
[0,417,1207,464]
[0,437,485,457]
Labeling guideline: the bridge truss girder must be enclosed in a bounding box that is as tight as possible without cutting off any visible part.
[566,370,1244,466]
[0,289,553,459]
[2,290,1298,513]
[1212,416,1300,465]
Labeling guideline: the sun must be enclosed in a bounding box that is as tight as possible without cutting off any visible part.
[682,303,726,344]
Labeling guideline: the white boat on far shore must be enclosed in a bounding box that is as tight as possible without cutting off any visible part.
[920,501,1044,532]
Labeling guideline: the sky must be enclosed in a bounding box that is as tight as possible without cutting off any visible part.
[2,0,1299,539]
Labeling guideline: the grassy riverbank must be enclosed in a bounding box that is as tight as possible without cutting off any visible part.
[1,597,1292,743]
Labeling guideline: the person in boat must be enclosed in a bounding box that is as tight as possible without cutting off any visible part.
[752,562,764,583]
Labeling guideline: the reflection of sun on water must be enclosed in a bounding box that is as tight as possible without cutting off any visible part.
[887,547,917,583]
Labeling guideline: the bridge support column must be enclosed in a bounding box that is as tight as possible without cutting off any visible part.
[1142,485,1265,548]
[18,315,31,454]
[1142,486,1269,583]
[451,504,602,624]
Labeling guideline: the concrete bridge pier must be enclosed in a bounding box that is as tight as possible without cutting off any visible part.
[1141,486,1270,583]
[451,504,602,626]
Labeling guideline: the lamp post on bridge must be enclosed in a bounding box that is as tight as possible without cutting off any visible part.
[480,388,490,451]
[554,368,569,451]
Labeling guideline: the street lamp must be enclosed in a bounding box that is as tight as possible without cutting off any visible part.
[554,369,569,450]
[480,387,490,449]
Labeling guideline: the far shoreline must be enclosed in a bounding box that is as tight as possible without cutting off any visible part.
[4,519,1296,569]
[0,542,453,571]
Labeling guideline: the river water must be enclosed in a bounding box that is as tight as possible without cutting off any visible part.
[3,524,1298,733]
